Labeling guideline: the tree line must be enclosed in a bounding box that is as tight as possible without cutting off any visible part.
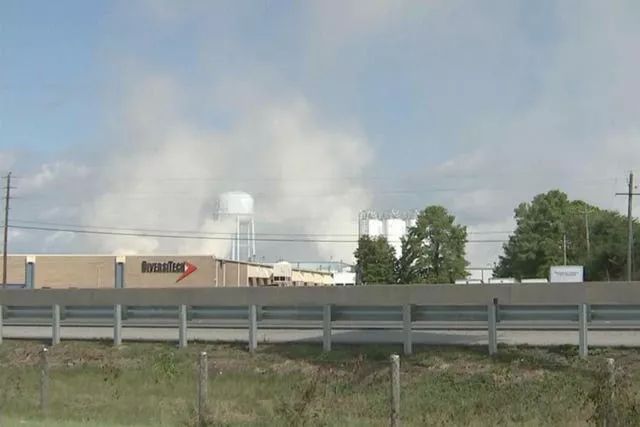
[354,190,640,284]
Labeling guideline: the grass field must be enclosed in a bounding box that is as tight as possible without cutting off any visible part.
[0,340,639,426]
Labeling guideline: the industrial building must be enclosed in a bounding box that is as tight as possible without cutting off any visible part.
[0,255,334,289]
[0,191,363,288]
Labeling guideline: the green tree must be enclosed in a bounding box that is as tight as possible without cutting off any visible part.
[585,209,640,281]
[494,190,583,279]
[396,205,469,284]
[354,235,397,284]
[494,189,640,281]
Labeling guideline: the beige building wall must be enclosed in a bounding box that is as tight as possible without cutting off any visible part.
[217,260,249,287]
[0,255,27,284]
[124,255,218,288]
[3,254,334,289]
[35,255,116,289]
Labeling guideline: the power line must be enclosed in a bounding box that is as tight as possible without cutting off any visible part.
[7,224,508,244]
[9,219,513,238]
[9,173,618,189]
[15,181,620,204]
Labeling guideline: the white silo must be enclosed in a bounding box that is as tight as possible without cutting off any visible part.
[364,219,384,237]
[384,218,407,259]
[216,191,256,261]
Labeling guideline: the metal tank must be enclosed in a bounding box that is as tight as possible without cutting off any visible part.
[363,219,384,237]
[384,218,407,259]
[217,191,255,220]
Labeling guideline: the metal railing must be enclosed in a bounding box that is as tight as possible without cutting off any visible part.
[1,282,640,357]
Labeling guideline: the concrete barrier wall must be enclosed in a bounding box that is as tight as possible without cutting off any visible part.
[2,282,640,307]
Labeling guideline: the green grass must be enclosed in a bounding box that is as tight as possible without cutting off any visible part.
[1,421,146,427]
[0,340,638,426]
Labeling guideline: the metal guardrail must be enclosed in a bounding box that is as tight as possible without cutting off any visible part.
[2,304,637,323]
[2,283,640,356]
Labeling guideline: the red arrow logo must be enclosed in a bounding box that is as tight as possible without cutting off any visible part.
[175,262,197,283]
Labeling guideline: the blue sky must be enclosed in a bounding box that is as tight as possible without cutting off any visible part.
[2,1,553,163]
[0,0,639,266]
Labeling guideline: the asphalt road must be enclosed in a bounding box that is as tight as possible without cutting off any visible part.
[4,325,640,347]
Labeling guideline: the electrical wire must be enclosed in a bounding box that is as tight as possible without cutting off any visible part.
[8,224,508,244]
[9,219,512,237]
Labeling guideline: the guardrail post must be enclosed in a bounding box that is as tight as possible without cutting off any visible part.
[179,304,188,348]
[579,303,588,357]
[402,304,412,356]
[488,298,498,355]
[322,304,332,352]
[114,304,122,345]
[0,305,3,345]
[52,304,61,346]
[248,304,258,352]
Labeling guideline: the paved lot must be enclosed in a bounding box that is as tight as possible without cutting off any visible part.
[4,325,640,347]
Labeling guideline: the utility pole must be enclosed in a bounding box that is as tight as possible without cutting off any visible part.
[563,233,568,265]
[2,171,12,288]
[584,206,591,259]
[616,172,639,282]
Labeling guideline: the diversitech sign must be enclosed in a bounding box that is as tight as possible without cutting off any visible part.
[140,261,198,283]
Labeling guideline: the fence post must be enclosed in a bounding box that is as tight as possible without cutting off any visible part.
[40,347,50,416]
[390,354,400,427]
[579,303,588,357]
[606,357,616,425]
[52,305,61,346]
[114,304,122,346]
[402,304,412,356]
[322,304,332,352]
[198,351,208,425]
[179,304,188,348]
[488,298,498,355]
[248,305,257,352]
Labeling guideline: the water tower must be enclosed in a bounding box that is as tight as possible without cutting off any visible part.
[215,191,256,261]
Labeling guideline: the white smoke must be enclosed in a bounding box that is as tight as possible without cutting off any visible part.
[79,76,372,262]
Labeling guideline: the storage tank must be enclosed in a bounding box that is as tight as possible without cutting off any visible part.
[363,219,384,237]
[217,191,254,220]
[384,218,407,259]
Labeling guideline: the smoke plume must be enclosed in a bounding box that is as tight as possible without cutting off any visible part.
[80,75,372,262]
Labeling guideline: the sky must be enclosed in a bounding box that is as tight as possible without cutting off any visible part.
[0,0,639,268]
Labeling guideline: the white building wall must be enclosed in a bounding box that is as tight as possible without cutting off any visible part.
[333,271,356,286]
